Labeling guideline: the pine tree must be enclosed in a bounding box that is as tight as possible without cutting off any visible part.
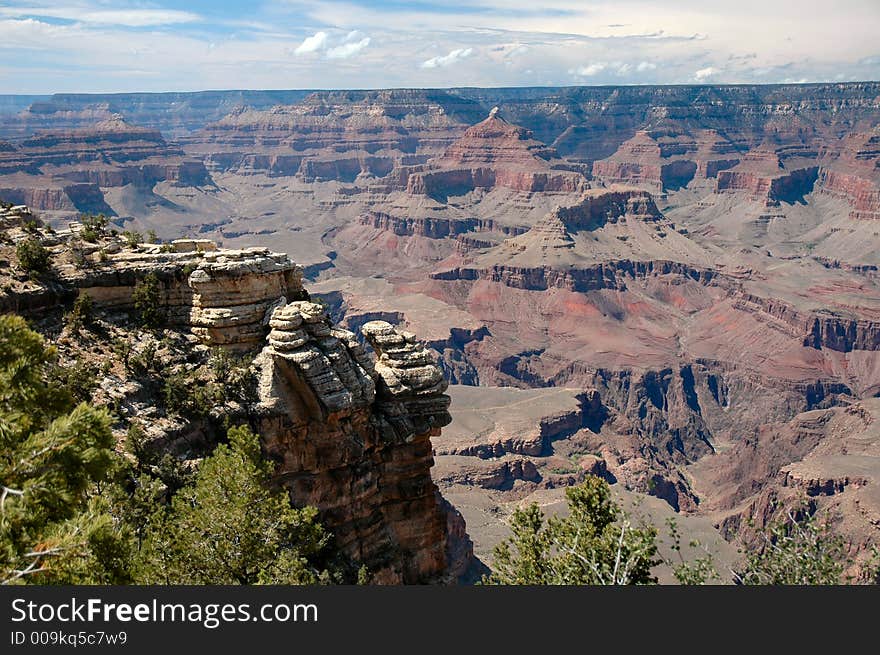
[734,509,849,585]
[134,425,331,584]
[0,315,130,584]
[485,476,659,585]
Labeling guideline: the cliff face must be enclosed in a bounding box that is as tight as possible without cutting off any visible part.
[406,110,589,198]
[815,129,880,220]
[188,90,476,179]
[0,222,470,583]
[591,129,739,192]
[254,308,463,582]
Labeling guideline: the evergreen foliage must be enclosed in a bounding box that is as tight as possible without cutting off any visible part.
[132,273,164,328]
[16,238,50,274]
[484,477,659,585]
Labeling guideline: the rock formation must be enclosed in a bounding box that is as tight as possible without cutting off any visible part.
[816,128,880,220]
[254,307,463,582]
[0,222,471,583]
[715,147,818,204]
[405,108,588,197]
[592,129,739,192]
[0,117,209,213]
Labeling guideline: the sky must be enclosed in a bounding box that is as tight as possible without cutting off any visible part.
[1,0,879,94]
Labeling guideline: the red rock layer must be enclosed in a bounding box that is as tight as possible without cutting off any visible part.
[189,90,474,178]
[405,109,588,196]
[816,130,880,219]
[592,129,739,191]
[715,149,818,203]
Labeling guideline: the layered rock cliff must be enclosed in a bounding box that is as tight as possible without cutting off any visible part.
[0,217,471,583]
[0,117,210,213]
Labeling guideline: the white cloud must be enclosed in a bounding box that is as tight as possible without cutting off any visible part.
[294,30,370,59]
[294,31,328,54]
[326,37,370,59]
[574,62,606,76]
[421,47,473,69]
[0,7,199,27]
[571,61,638,77]
[2,2,880,93]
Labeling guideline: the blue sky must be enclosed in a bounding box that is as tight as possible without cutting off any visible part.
[1,0,879,93]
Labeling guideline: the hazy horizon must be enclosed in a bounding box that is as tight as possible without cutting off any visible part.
[4,78,880,99]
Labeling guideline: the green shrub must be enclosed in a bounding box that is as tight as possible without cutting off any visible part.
[0,315,127,584]
[122,231,143,248]
[47,356,100,404]
[134,426,331,584]
[16,237,50,274]
[80,214,108,243]
[484,477,659,585]
[132,272,164,328]
[734,508,849,585]
[162,370,220,418]
[64,293,94,333]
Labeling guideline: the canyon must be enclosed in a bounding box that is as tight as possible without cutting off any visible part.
[2,82,880,577]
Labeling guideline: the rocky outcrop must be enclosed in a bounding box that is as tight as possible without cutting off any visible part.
[733,292,880,352]
[816,129,880,220]
[592,129,739,191]
[359,212,527,240]
[432,259,720,292]
[255,311,464,583]
[1,221,470,583]
[817,169,880,220]
[715,149,818,203]
[405,109,588,197]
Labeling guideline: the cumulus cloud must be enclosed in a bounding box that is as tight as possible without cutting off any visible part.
[421,47,473,69]
[294,31,329,54]
[573,62,606,76]
[327,36,371,59]
[572,61,639,77]
[694,66,717,80]
[294,30,370,59]
[637,61,657,72]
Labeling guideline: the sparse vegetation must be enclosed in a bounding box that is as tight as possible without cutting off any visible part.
[0,317,341,585]
[122,230,143,248]
[132,272,164,328]
[162,370,220,419]
[16,237,50,274]
[80,213,108,243]
[47,356,101,404]
[23,220,41,235]
[483,477,659,585]
[666,518,721,585]
[64,292,94,333]
[734,508,850,585]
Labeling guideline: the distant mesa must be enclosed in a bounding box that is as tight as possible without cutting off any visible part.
[0,117,211,214]
[405,108,589,198]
